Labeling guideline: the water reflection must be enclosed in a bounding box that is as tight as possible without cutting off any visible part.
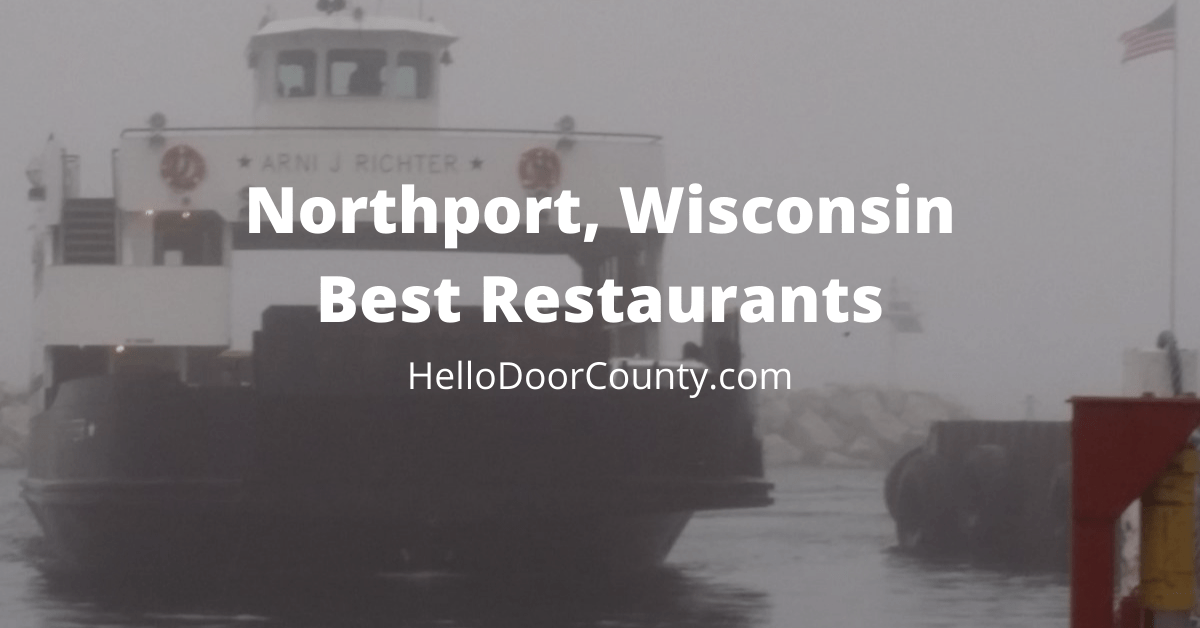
[24,567,768,628]
[880,551,1069,628]
[1,467,1068,628]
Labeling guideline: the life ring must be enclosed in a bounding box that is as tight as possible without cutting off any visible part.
[517,147,561,190]
[160,145,206,191]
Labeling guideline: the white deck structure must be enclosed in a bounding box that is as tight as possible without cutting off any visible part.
[26,9,664,409]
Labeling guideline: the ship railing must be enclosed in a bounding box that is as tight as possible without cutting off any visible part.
[121,126,662,143]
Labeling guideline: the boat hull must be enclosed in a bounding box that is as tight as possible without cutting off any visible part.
[24,373,770,576]
[884,420,1070,570]
[23,479,696,575]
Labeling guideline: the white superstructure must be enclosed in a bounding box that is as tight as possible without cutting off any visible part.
[26,8,664,411]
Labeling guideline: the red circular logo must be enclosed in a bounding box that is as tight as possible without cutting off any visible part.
[160,144,206,191]
[517,147,561,190]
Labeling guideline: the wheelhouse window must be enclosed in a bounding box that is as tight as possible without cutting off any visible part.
[393,51,433,99]
[328,49,387,97]
[276,50,316,98]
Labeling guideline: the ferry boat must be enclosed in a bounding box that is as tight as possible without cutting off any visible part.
[20,6,770,576]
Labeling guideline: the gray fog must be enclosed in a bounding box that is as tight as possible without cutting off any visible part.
[0,0,1187,420]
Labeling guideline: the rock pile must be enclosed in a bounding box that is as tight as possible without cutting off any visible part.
[756,384,975,469]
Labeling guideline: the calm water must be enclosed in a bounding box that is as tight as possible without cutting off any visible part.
[0,466,1067,628]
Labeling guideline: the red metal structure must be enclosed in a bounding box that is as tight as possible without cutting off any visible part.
[1071,396,1200,628]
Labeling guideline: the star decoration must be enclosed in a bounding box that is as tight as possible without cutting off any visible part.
[470,157,483,170]
[238,155,252,168]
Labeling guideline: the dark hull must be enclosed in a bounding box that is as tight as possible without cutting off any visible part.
[25,372,770,576]
[24,478,694,575]
[884,420,1070,570]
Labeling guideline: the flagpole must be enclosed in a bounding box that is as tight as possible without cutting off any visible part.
[1170,36,1179,333]
[1121,4,1181,331]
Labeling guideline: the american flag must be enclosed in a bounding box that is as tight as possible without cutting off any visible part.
[1120,4,1176,63]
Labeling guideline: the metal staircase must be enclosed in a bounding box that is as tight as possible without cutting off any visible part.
[61,198,117,264]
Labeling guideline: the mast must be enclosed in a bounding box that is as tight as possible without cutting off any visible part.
[1169,29,1179,332]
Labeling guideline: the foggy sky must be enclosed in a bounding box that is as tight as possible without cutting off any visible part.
[0,0,1189,419]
